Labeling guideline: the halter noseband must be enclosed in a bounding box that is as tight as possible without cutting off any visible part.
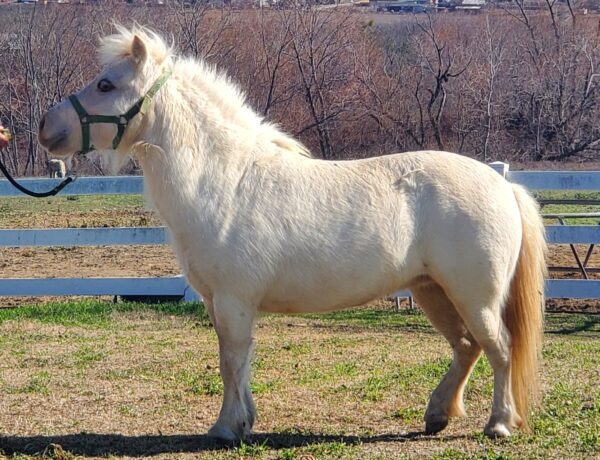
[68,71,171,155]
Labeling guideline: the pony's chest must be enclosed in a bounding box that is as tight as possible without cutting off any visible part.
[166,226,221,297]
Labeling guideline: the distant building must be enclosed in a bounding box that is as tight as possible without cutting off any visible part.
[370,0,431,13]
[438,0,486,9]
[369,0,490,12]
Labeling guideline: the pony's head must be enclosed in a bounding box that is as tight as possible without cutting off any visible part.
[39,26,172,164]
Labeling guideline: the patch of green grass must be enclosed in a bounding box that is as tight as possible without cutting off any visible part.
[302,307,433,332]
[251,379,279,395]
[393,358,450,389]
[529,381,600,453]
[235,440,269,458]
[296,367,329,385]
[103,362,169,382]
[391,406,422,423]
[535,190,600,225]
[0,194,145,216]
[307,441,358,458]
[282,341,312,356]
[11,371,51,395]
[465,358,494,398]
[0,300,208,328]
[432,449,516,460]
[545,313,599,336]
[277,448,298,460]
[362,373,389,402]
[118,404,138,417]
[334,362,358,377]
[431,448,466,460]
[74,345,107,368]
[174,368,223,396]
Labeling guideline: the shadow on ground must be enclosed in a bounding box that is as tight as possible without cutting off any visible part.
[545,313,599,336]
[0,431,460,457]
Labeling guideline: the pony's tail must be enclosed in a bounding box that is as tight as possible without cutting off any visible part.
[504,184,547,431]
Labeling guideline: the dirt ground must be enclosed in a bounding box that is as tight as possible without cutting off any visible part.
[0,204,598,313]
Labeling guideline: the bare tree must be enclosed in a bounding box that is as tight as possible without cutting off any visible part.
[0,4,93,175]
[411,14,470,151]
[285,5,360,159]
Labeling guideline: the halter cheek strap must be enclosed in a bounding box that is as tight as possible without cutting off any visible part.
[68,71,171,155]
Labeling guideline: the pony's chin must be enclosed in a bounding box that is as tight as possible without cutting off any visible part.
[86,149,131,175]
[43,143,77,159]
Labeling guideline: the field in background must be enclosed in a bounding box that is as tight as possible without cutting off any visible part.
[0,301,597,459]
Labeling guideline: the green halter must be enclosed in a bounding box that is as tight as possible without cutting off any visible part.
[68,71,171,154]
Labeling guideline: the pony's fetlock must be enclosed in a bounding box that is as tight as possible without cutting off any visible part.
[447,397,467,418]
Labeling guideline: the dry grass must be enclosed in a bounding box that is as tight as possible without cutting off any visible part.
[0,193,598,458]
[0,301,597,459]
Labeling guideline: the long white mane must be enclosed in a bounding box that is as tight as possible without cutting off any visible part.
[98,25,312,160]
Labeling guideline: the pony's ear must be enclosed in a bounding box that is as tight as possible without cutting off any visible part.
[131,35,147,66]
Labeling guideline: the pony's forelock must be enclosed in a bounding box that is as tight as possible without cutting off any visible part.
[98,24,173,68]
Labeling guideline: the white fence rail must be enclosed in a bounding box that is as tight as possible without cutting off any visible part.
[0,176,143,196]
[0,168,599,302]
[0,175,198,301]
[0,227,167,247]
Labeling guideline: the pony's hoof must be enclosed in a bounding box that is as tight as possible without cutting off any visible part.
[207,423,241,443]
[425,418,448,435]
[484,423,511,438]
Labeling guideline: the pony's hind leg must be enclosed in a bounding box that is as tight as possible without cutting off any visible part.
[206,293,257,442]
[447,290,521,438]
[410,282,482,435]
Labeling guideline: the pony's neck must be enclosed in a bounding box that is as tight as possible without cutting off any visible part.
[133,70,260,225]
[144,68,261,166]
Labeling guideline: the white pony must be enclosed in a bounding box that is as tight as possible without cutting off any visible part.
[38,26,546,442]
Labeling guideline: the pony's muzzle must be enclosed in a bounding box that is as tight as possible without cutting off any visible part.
[39,116,67,152]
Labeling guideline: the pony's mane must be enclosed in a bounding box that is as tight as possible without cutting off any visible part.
[99,25,311,159]
[98,24,173,67]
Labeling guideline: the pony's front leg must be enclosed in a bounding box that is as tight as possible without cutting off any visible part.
[207,293,256,442]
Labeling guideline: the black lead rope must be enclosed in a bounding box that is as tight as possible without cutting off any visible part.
[0,156,75,198]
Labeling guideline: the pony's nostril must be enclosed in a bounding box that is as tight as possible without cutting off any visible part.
[39,115,46,133]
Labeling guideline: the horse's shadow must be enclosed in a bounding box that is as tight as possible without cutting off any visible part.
[0,430,458,457]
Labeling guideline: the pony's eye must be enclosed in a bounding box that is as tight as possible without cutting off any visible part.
[97,79,115,93]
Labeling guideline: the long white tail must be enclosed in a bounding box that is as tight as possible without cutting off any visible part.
[504,184,547,430]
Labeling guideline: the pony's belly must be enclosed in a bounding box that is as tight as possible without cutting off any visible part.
[259,293,378,314]
[259,276,409,314]
[258,248,424,314]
